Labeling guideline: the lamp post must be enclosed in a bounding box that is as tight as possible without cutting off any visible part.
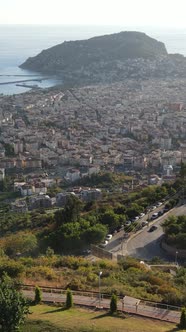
[175,251,178,265]
[98,271,102,307]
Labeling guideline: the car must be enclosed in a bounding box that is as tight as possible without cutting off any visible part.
[131,216,139,222]
[158,210,164,217]
[157,202,163,207]
[100,240,108,248]
[82,249,91,255]
[148,225,158,232]
[106,234,112,241]
[139,213,145,218]
[150,212,158,220]
[163,206,170,213]
[125,220,132,226]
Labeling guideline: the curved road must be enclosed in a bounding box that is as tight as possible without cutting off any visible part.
[125,204,186,261]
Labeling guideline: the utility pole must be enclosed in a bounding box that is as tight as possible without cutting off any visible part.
[98,271,102,307]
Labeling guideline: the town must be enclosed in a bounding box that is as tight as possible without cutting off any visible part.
[0,77,186,210]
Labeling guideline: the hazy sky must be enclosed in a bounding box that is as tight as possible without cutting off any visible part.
[1,0,186,27]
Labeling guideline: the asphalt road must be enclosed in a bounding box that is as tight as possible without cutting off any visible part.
[125,204,186,262]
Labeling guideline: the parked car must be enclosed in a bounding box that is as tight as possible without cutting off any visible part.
[148,225,158,232]
[125,220,132,226]
[150,212,158,220]
[131,216,139,222]
[100,240,108,248]
[139,213,145,218]
[106,234,112,241]
[158,210,164,217]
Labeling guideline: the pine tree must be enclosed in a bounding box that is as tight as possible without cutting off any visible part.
[110,294,117,314]
[66,289,73,309]
[179,307,186,329]
[34,286,42,304]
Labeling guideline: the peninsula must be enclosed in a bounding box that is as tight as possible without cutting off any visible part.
[19,31,186,85]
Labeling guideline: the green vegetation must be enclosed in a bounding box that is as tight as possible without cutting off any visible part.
[66,289,73,309]
[74,172,132,189]
[34,286,42,304]
[24,305,176,332]
[163,215,186,249]
[0,177,184,308]
[4,143,15,157]
[0,177,177,255]
[0,273,29,331]
[110,294,117,314]
[179,307,186,330]
[0,255,185,306]
[179,307,186,329]
[20,31,167,74]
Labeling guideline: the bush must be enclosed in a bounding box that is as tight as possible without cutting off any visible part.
[34,286,42,304]
[110,294,117,314]
[179,307,186,329]
[66,289,73,309]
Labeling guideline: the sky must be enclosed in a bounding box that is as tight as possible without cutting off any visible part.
[1,0,186,28]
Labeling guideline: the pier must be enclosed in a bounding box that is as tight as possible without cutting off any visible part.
[0,77,48,86]
[16,83,40,89]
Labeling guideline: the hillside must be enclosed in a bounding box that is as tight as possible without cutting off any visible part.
[20,31,186,85]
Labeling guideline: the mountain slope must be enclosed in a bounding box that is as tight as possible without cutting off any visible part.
[20,31,167,73]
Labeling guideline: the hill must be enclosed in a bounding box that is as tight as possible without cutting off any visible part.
[20,31,186,85]
[20,31,167,74]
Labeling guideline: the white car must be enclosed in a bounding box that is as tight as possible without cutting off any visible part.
[106,234,112,241]
[100,240,108,248]
[151,212,158,220]
[125,220,131,226]
[139,213,145,218]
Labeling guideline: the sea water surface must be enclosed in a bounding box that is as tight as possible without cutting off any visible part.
[0,25,186,95]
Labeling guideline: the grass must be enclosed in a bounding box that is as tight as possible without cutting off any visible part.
[23,304,182,332]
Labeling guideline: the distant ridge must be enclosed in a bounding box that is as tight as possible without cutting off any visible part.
[20,31,186,85]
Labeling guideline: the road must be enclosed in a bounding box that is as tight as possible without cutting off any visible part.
[22,288,180,323]
[125,204,186,261]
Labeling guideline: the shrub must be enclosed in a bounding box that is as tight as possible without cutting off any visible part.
[66,289,73,309]
[34,286,42,304]
[179,307,186,329]
[110,294,117,314]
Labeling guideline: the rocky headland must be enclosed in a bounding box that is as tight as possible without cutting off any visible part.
[20,31,186,85]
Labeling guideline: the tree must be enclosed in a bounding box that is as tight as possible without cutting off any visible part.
[110,294,117,314]
[3,232,38,257]
[34,286,42,304]
[99,210,120,233]
[66,289,73,309]
[83,224,107,244]
[0,273,29,331]
[180,162,186,179]
[55,195,82,227]
[179,307,186,329]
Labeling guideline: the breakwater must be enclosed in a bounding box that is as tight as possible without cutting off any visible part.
[0,78,48,86]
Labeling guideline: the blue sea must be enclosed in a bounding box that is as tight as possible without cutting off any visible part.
[0,25,186,95]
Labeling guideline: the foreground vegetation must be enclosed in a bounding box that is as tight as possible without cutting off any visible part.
[163,215,186,249]
[0,254,186,306]
[24,305,177,332]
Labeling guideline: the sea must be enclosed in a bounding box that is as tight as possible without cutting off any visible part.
[0,24,186,95]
